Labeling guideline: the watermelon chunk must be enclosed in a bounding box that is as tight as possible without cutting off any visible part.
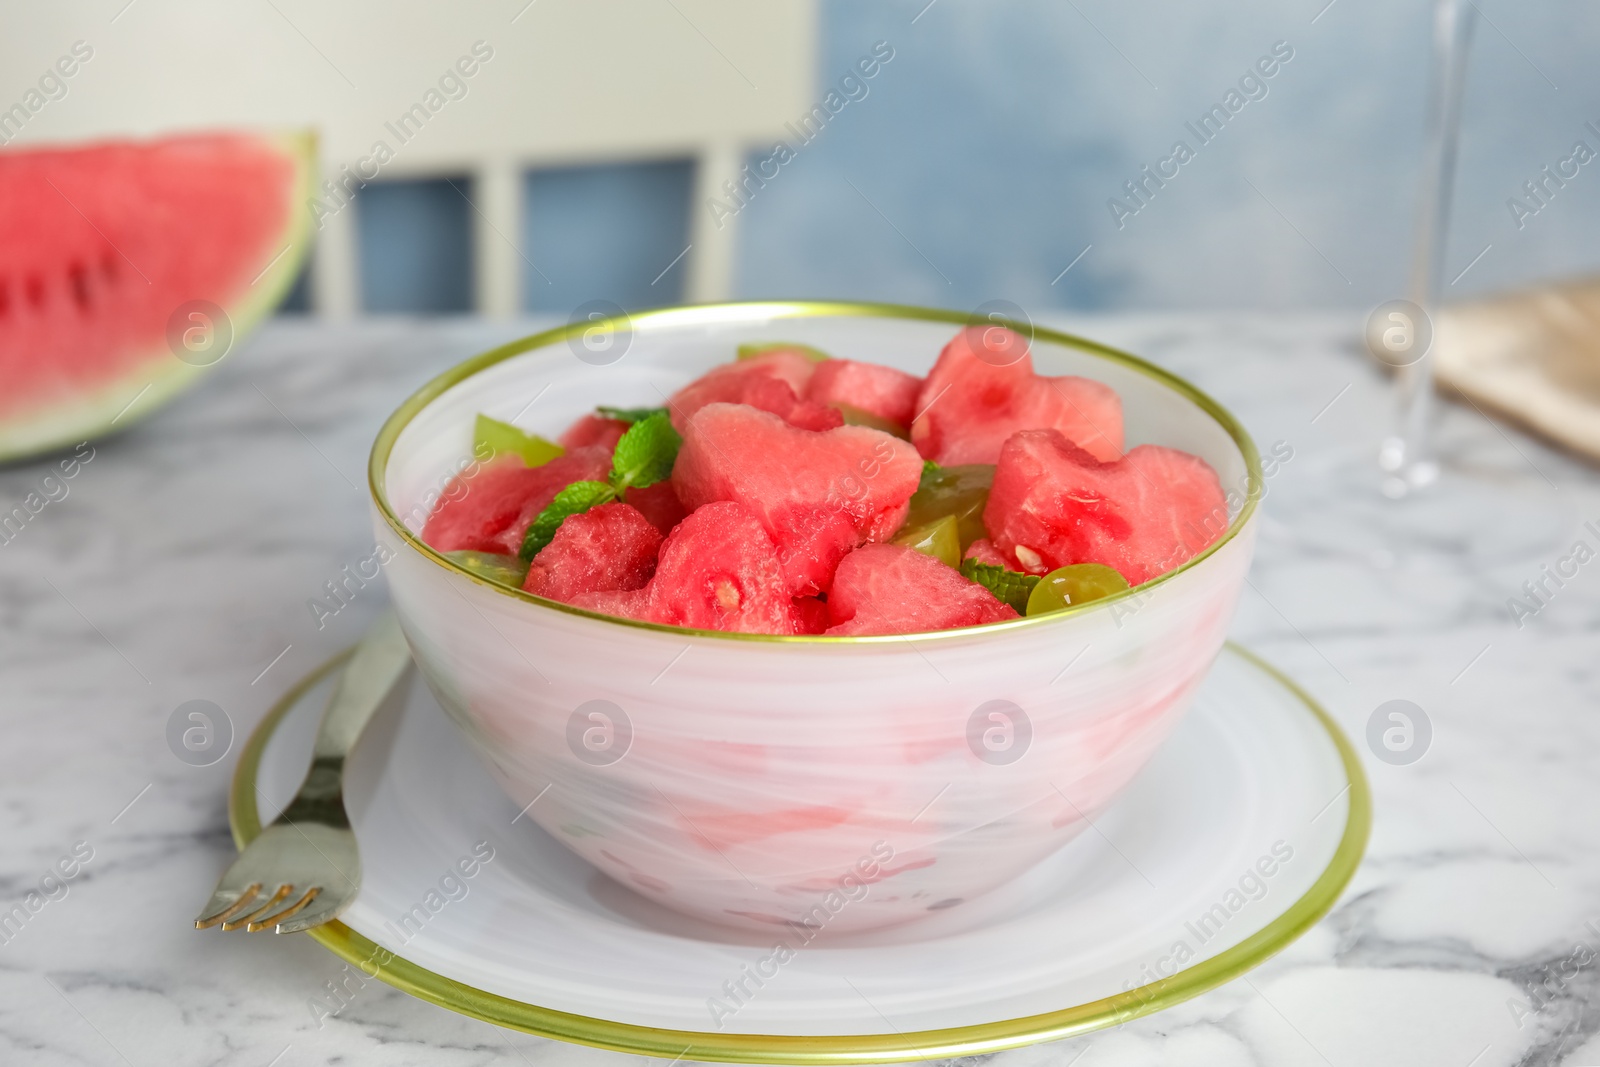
[825,544,1018,635]
[623,479,688,535]
[963,538,1011,568]
[911,326,1124,465]
[984,429,1227,584]
[421,447,612,555]
[804,360,923,429]
[0,132,315,460]
[790,596,831,635]
[672,403,924,596]
[523,502,662,603]
[572,501,795,634]
[558,413,629,451]
[667,350,842,433]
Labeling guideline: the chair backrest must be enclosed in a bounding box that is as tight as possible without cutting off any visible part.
[0,1,816,315]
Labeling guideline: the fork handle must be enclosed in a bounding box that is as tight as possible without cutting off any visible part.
[311,611,412,763]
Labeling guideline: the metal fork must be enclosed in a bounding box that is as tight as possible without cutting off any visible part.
[195,611,412,934]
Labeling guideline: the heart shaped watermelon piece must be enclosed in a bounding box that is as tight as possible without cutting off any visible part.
[804,359,923,429]
[558,413,629,451]
[825,543,1017,635]
[572,501,796,634]
[421,447,613,556]
[523,502,662,603]
[911,326,1124,465]
[984,429,1228,585]
[667,350,843,433]
[672,403,924,596]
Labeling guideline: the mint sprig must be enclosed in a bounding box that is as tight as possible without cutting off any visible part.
[596,405,668,425]
[960,558,1040,613]
[518,412,683,560]
[610,411,681,492]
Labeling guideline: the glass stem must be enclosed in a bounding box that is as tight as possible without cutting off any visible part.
[1381,0,1477,495]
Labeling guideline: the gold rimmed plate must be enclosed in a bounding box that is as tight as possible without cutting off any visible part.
[231,643,1368,1063]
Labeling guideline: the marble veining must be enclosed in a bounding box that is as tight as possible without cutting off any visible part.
[2,314,1597,1066]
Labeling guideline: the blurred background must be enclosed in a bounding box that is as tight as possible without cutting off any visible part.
[6,0,1598,319]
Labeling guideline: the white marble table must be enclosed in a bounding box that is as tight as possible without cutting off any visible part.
[3,315,1597,1067]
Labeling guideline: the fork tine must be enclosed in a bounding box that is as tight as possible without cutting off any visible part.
[195,883,263,929]
[272,902,346,936]
[247,886,321,932]
[221,884,293,931]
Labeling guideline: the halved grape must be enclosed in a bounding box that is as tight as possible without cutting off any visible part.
[836,403,909,439]
[473,414,564,467]
[1025,563,1130,615]
[444,550,530,589]
[891,513,961,568]
[736,342,832,363]
[904,464,994,550]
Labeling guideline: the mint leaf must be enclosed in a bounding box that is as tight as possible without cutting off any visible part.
[519,480,615,560]
[475,414,564,467]
[960,558,1040,613]
[922,458,941,477]
[596,405,668,425]
[609,411,681,492]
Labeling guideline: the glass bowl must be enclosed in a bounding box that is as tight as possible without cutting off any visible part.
[369,302,1261,935]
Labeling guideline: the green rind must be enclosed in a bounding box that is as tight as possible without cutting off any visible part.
[0,129,317,463]
[230,642,1370,1064]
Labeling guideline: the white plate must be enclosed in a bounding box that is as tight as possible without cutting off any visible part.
[235,643,1367,1063]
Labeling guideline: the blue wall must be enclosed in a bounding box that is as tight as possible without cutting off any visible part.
[316,0,1600,315]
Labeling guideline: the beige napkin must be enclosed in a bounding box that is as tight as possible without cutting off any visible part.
[1435,277,1600,462]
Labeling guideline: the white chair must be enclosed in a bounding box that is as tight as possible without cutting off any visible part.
[0,1,817,315]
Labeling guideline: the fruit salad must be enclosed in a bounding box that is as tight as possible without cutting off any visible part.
[420,326,1228,635]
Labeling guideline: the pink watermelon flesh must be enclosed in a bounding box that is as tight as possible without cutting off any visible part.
[805,359,923,428]
[911,326,1124,465]
[0,132,311,458]
[825,543,1018,635]
[624,479,688,535]
[667,351,842,433]
[572,501,795,634]
[963,538,1010,567]
[523,502,662,603]
[984,429,1227,584]
[791,595,831,635]
[420,447,613,555]
[559,413,628,451]
[672,403,924,596]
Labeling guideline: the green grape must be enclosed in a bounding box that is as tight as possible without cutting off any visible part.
[1025,563,1130,615]
[736,341,831,363]
[444,550,529,589]
[836,404,909,438]
[904,464,994,550]
[473,414,563,467]
[891,514,961,569]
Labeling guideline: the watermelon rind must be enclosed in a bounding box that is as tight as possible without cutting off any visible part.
[0,130,317,463]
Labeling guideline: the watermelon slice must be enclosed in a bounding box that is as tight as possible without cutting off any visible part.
[667,350,843,433]
[984,429,1228,584]
[523,502,662,603]
[421,447,613,556]
[804,359,923,430]
[963,538,1011,568]
[573,501,795,634]
[825,543,1017,635]
[911,326,1124,465]
[672,403,924,596]
[558,413,629,451]
[0,131,316,460]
